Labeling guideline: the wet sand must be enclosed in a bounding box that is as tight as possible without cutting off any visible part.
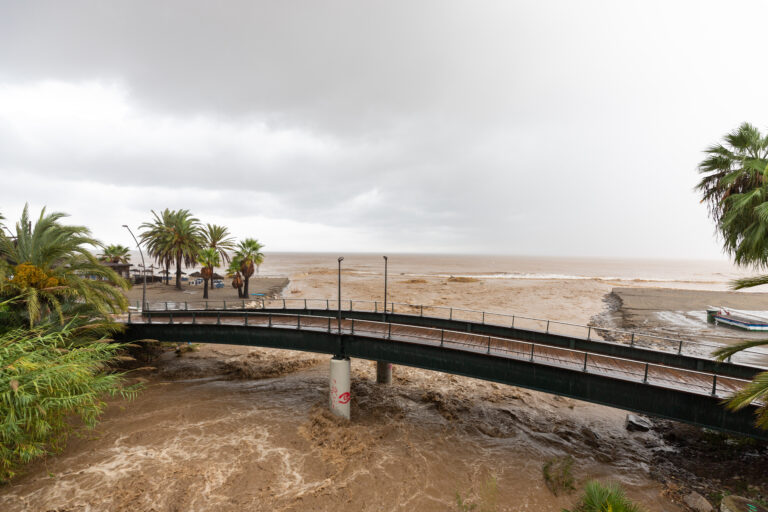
[3,254,768,511]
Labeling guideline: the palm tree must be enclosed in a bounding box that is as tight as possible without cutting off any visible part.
[140,209,175,285]
[697,122,768,266]
[99,244,131,264]
[141,209,202,290]
[197,247,221,300]
[202,224,236,264]
[166,210,203,290]
[0,205,128,327]
[697,124,768,429]
[234,238,264,299]
[227,257,244,298]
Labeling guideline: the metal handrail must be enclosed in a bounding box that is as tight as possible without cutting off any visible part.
[134,297,768,367]
[124,310,756,401]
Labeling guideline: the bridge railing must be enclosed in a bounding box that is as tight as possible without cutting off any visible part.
[132,297,768,369]
[126,310,757,402]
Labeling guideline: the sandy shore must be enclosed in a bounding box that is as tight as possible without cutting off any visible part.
[612,287,768,324]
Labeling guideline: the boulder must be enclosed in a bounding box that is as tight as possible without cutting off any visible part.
[580,426,600,448]
[625,414,652,432]
[683,491,712,512]
[721,495,768,512]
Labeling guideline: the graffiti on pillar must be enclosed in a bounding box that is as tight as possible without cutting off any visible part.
[330,379,338,409]
[338,392,350,404]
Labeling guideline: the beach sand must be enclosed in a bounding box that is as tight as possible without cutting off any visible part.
[612,286,768,327]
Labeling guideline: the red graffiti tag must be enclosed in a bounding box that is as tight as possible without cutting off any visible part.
[337,392,351,404]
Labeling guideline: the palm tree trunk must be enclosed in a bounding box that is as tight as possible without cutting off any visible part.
[243,276,249,298]
[203,278,209,299]
[175,253,182,290]
[165,263,170,285]
[238,285,244,298]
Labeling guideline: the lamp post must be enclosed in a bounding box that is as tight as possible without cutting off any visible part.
[337,256,344,334]
[383,255,388,321]
[377,255,393,385]
[122,224,146,311]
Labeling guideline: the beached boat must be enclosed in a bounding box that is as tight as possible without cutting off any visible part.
[706,307,768,331]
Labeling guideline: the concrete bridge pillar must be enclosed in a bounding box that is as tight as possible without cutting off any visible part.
[376,361,392,384]
[329,357,351,420]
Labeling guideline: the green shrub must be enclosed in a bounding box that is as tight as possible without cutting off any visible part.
[0,323,139,482]
[564,480,645,512]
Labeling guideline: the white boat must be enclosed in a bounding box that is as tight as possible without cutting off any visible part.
[706,307,768,331]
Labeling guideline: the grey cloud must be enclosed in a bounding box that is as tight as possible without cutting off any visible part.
[1,1,768,257]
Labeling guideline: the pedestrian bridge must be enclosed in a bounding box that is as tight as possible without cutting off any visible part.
[116,300,768,440]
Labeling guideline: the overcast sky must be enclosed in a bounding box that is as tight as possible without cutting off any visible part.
[1,1,767,259]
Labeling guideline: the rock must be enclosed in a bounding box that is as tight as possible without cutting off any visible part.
[721,495,768,512]
[625,414,652,432]
[683,491,713,512]
[580,426,600,448]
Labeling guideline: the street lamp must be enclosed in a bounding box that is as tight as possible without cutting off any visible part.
[337,256,344,334]
[383,255,388,321]
[122,224,146,311]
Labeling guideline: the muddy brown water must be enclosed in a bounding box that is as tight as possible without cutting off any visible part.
[0,345,679,512]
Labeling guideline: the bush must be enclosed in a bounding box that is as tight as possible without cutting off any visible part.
[0,323,139,482]
[564,480,645,512]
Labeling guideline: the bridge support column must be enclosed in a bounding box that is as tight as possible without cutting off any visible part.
[376,361,392,384]
[330,357,351,420]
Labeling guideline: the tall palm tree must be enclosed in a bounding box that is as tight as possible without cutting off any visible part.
[234,238,264,298]
[166,210,203,290]
[697,122,768,266]
[197,247,220,300]
[697,123,768,429]
[141,209,202,290]
[227,257,244,298]
[0,205,128,327]
[202,224,236,264]
[99,244,131,264]
[140,209,175,285]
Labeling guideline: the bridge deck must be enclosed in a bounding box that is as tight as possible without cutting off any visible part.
[118,310,767,440]
[139,306,767,381]
[136,298,768,372]
[131,312,745,398]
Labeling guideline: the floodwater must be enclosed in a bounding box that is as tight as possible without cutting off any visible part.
[0,352,678,511]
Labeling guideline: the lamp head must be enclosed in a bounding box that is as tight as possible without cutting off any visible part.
[338,256,344,262]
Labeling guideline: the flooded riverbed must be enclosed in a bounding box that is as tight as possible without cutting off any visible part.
[1,344,679,512]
